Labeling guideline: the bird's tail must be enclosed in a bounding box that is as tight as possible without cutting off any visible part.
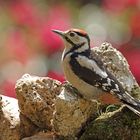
[125,104,140,116]
[121,92,140,116]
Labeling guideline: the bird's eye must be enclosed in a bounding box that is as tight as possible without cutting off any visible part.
[69,32,75,37]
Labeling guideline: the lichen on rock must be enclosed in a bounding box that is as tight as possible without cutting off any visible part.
[0,95,20,140]
[15,74,98,139]
[80,106,140,140]
[53,84,98,138]
[15,74,61,129]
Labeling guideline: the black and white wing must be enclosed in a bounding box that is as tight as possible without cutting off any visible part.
[70,52,140,116]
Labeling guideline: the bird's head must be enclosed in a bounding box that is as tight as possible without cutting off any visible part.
[52,29,90,51]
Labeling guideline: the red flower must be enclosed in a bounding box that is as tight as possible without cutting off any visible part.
[126,50,140,84]
[120,46,140,84]
[39,5,71,55]
[125,0,139,6]
[5,30,28,64]
[8,0,40,27]
[130,11,140,37]
[103,0,139,13]
[1,80,16,98]
[47,70,65,82]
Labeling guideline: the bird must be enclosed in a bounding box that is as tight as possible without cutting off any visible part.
[52,28,140,116]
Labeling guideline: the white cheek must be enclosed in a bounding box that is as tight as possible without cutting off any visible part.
[75,36,80,41]
[64,41,72,49]
[69,36,79,43]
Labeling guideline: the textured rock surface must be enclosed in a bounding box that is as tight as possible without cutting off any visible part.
[80,106,140,140]
[93,42,140,98]
[22,132,59,140]
[53,84,98,138]
[0,95,39,140]
[0,95,20,140]
[19,113,39,138]
[15,74,61,129]
[15,74,98,139]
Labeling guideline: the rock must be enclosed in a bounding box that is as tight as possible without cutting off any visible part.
[93,42,140,98]
[80,106,140,140]
[15,74,98,139]
[15,74,61,130]
[0,94,39,140]
[0,95,20,140]
[53,84,98,139]
[22,131,59,140]
[19,113,39,138]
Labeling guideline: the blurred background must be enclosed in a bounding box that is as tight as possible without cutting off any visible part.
[0,0,140,98]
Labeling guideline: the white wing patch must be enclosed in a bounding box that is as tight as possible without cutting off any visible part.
[107,78,111,86]
[115,84,120,91]
[76,55,108,78]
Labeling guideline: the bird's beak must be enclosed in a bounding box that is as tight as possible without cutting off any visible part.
[52,29,65,37]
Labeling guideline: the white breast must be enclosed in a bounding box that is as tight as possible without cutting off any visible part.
[62,53,102,99]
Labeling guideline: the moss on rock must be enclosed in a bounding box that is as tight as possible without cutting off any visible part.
[80,107,140,140]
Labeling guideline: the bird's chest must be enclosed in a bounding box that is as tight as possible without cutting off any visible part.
[62,55,101,99]
[62,56,81,86]
[62,56,120,104]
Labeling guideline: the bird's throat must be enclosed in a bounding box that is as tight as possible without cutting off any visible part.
[62,43,90,60]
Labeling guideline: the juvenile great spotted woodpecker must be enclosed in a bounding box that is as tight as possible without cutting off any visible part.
[52,28,140,116]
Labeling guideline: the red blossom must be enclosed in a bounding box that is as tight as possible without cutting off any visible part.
[103,0,139,13]
[130,11,140,37]
[39,5,71,55]
[125,0,139,6]
[47,70,65,82]
[120,47,140,84]
[8,0,40,27]
[1,80,16,98]
[5,30,28,64]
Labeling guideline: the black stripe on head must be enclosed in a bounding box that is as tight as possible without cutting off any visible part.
[64,36,76,46]
[63,42,89,59]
